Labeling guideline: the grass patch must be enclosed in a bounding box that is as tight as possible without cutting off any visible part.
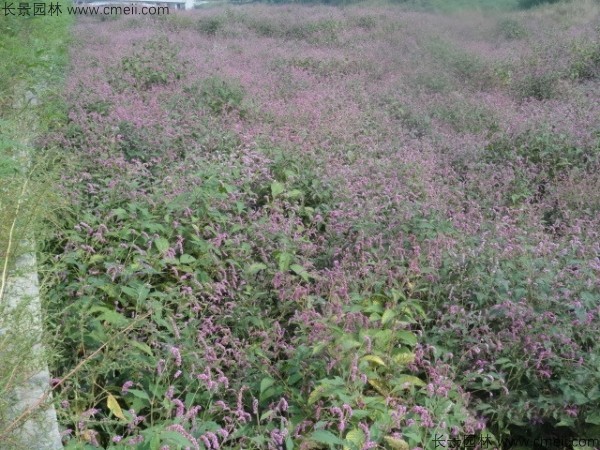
[0,4,72,448]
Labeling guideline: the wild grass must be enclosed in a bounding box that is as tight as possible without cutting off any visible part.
[0,4,72,447]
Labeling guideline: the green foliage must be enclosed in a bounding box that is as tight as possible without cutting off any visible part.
[384,101,432,138]
[429,228,600,442]
[197,76,246,116]
[283,56,368,77]
[484,130,598,210]
[569,39,600,81]
[118,37,183,91]
[0,6,71,448]
[513,72,558,101]
[196,16,226,35]
[485,130,597,178]
[496,18,528,40]
[276,289,471,450]
[518,0,562,9]
[430,102,499,134]
[413,72,454,93]
[426,38,494,90]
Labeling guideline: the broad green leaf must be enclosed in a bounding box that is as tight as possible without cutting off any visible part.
[286,435,294,450]
[396,330,417,346]
[287,189,304,199]
[127,389,150,400]
[381,309,396,325]
[383,436,409,450]
[260,377,276,399]
[260,410,275,422]
[107,393,126,420]
[310,430,346,446]
[367,378,389,396]
[247,262,268,274]
[308,385,326,405]
[154,237,170,253]
[180,254,196,264]
[396,375,426,388]
[161,431,195,447]
[343,429,365,450]
[362,355,386,367]
[110,208,128,220]
[312,341,328,355]
[88,306,129,327]
[271,181,285,197]
[278,252,293,272]
[556,417,575,427]
[393,352,415,365]
[290,264,310,281]
[131,341,153,357]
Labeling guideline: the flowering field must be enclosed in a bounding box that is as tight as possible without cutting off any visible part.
[38,1,600,449]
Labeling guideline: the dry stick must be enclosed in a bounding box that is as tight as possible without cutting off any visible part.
[0,177,29,304]
[0,310,152,439]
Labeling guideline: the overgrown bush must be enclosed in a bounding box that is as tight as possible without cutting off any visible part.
[570,39,600,81]
[197,76,246,116]
[513,72,559,100]
[117,37,183,91]
[496,18,528,39]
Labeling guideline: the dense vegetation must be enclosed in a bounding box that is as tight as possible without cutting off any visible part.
[0,5,71,449]
[1,0,599,449]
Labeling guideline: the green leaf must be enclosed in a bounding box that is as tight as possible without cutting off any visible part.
[362,355,386,367]
[271,181,285,197]
[287,189,304,199]
[586,413,600,425]
[393,351,415,365]
[110,208,128,220]
[88,306,129,327]
[260,377,276,397]
[127,389,150,400]
[383,436,409,450]
[180,254,196,264]
[278,252,293,272]
[107,393,126,420]
[396,375,426,388]
[381,309,396,325]
[396,330,417,346]
[343,429,365,450]
[161,431,195,447]
[154,237,170,253]
[556,417,575,427]
[247,262,268,275]
[290,263,311,281]
[286,435,294,450]
[308,385,326,405]
[131,341,153,357]
[310,430,346,446]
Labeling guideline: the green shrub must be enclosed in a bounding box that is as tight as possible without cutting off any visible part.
[118,37,183,91]
[198,76,246,116]
[428,231,600,443]
[570,40,600,81]
[426,38,494,90]
[496,18,528,40]
[484,130,598,208]
[414,72,454,93]
[197,16,225,35]
[430,103,499,134]
[514,72,558,101]
[385,101,432,138]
